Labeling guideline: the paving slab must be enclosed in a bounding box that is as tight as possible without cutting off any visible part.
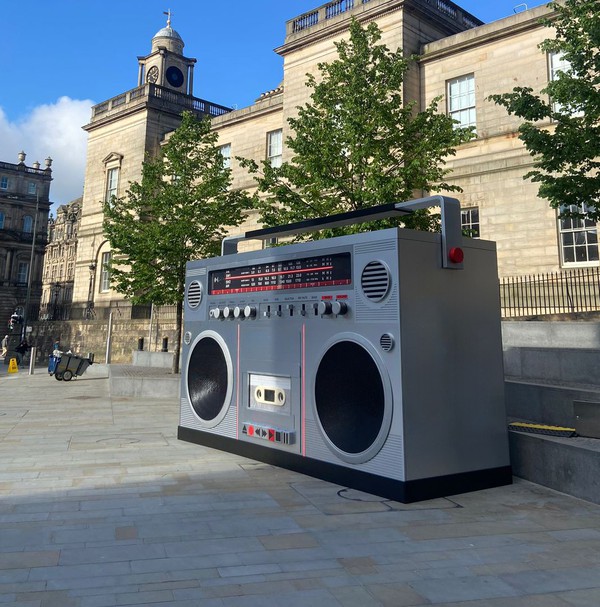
[1,369,600,606]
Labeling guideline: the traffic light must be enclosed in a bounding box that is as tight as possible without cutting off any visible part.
[8,313,23,331]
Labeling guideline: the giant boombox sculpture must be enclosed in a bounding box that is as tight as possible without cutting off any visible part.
[178,197,511,503]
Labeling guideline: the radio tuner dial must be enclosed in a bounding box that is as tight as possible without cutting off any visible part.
[233,306,243,319]
[223,306,232,319]
[318,301,333,316]
[332,300,348,315]
[243,305,257,319]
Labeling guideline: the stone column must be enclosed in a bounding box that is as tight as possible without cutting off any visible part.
[188,64,195,96]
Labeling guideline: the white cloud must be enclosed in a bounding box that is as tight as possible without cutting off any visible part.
[0,97,94,212]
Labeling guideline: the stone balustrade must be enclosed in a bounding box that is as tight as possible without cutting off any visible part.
[91,84,232,121]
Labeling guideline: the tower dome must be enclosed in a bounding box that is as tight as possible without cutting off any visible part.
[151,11,184,53]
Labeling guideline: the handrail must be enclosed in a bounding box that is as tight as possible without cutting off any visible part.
[221,196,464,269]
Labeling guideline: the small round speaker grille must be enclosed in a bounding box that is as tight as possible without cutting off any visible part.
[187,281,203,309]
[361,261,390,302]
[379,333,394,352]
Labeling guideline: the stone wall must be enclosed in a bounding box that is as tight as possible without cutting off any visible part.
[28,317,178,365]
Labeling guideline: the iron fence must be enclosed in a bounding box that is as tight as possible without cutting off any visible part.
[500,267,600,318]
[34,270,600,323]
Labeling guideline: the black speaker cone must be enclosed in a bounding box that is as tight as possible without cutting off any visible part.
[315,340,385,455]
[187,336,229,421]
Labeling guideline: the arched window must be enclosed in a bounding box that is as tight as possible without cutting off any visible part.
[23,215,33,233]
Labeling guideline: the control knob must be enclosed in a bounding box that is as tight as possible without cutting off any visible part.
[210,307,221,319]
[318,301,333,316]
[244,305,257,319]
[233,306,243,319]
[332,300,348,315]
[223,306,232,319]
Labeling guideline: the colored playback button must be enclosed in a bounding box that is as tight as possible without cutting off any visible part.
[242,423,295,445]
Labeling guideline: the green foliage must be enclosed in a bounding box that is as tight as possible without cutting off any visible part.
[489,0,600,220]
[103,111,250,306]
[239,19,474,240]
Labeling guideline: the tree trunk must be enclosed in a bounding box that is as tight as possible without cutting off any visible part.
[172,299,183,375]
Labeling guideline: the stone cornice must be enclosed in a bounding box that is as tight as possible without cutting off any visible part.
[210,94,284,130]
[420,5,554,62]
[276,0,483,56]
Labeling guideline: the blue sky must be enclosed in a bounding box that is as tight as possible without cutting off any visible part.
[1,0,548,209]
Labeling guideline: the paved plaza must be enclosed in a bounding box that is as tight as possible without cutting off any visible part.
[1,366,600,606]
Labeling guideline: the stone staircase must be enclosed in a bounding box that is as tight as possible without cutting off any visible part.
[503,321,600,504]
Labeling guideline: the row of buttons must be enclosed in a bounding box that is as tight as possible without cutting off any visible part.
[210,305,256,320]
[209,301,349,320]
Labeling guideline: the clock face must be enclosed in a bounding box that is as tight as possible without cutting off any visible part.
[146,66,159,84]
[166,66,184,88]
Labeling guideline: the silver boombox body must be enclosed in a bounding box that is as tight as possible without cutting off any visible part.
[178,198,511,502]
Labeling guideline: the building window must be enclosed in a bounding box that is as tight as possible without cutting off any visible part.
[105,168,119,202]
[0,176,8,189]
[0,211,4,229]
[267,130,283,167]
[461,207,480,238]
[447,74,476,129]
[17,261,29,285]
[23,215,33,233]
[559,204,599,265]
[548,51,582,116]
[100,251,112,292]
[219,143,231,169]
[28,182,36,195]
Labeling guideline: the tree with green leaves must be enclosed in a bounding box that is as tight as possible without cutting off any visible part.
[103,111,251,372]
[240,18,474,238]
[489,0,600,221]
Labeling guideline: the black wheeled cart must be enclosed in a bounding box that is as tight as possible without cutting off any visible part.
[52,353,94,381]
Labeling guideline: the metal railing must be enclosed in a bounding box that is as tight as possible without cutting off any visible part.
[500,267,600,318]
[38,303,71,321]
[292,0,372,33]
[289,0,481,35]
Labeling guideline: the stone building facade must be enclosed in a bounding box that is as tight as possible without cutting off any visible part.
[47,0,597,361]
[212,0,593,278]
[40,197,82,320]
[0,152,52,335]
[70,17,232,320]
[420,5,583,277]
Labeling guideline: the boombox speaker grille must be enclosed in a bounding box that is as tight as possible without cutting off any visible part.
[187,281,203,308]
[315,341,385,456]
[361,261,390,301]
[187,336,229,422]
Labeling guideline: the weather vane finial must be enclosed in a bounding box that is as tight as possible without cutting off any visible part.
[163,8,172,28]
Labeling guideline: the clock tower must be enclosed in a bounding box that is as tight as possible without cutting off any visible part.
[72,14,231,320]
[138,11,196,95]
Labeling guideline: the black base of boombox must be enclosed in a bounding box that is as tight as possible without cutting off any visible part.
[177,426,512,504]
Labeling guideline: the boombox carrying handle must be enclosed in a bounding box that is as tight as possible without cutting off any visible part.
[221,195,463,269]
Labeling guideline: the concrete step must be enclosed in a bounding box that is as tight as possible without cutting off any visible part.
[509,429,600,505]
[505,379,600,428]
[506,373,600,505]
[504,346,600,387]
[109,364,180,398]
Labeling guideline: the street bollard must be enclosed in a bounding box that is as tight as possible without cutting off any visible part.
[29,346,36,375]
